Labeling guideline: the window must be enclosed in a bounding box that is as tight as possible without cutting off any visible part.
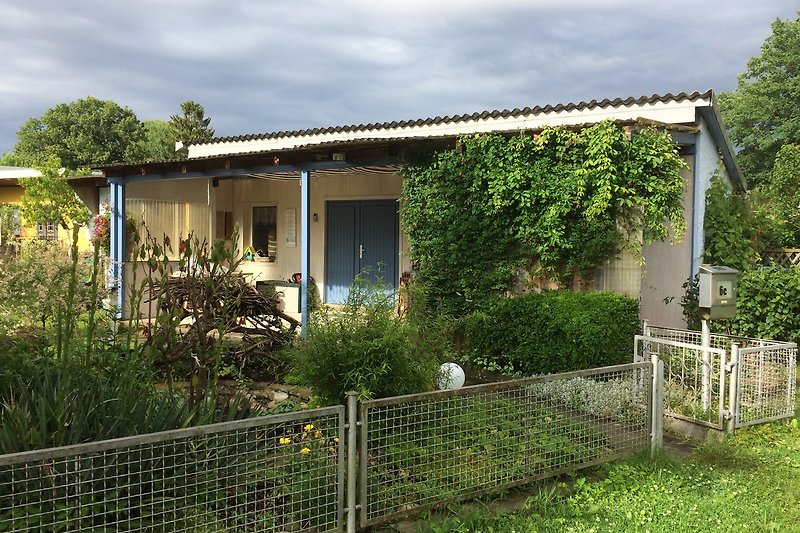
[252,206,277,260]
[0,204,21,244]
[36,221,58,241]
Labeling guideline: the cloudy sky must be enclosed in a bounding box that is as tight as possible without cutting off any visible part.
[1,0,797,155]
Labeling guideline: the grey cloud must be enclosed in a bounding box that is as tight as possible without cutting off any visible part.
[0,0,798,153]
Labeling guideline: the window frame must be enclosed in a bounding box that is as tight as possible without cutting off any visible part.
[251,205,278,261]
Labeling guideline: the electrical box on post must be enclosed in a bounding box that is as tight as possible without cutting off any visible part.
[698,265,738,319]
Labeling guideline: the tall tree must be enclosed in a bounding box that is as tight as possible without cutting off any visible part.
[13,97,145,170]
[719,12,800,187]
[168,100,215,146]
[135,119,177,161]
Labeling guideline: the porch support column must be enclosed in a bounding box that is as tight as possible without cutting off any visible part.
[300,169,311,336]
[109,178,126,316]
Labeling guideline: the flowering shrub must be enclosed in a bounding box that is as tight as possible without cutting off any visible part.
[273,421,340,529]
[90,208,110,254]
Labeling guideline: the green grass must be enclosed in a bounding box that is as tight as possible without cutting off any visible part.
[421,402,800,532]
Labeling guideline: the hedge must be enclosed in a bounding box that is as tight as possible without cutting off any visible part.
[458,291,640,375]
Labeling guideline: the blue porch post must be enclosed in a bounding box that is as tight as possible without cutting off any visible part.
[109,178,126,316]
[300,169,311,336]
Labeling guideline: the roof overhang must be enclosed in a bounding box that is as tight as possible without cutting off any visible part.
[97,117,704,183]
[0,166,42,184]
[696,102,746,191]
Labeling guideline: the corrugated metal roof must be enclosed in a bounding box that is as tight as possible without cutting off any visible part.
[193,90,712,147]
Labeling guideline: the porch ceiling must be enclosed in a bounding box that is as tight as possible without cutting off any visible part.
[96,136,454,183]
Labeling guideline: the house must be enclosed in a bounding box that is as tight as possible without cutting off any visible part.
[0,166,106,250]
[97,90,744,329]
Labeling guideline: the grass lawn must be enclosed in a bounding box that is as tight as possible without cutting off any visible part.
[421,385,800,532]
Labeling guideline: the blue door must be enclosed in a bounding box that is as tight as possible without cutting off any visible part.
[325,200,399,303]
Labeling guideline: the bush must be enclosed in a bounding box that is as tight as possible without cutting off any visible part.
[288,276,441,405]
[0,240,96,332]
[457,291,639,375]
[681,267,800,344]
[730,267,800,343]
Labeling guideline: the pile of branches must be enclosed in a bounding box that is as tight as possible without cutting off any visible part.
[142,272,299,372]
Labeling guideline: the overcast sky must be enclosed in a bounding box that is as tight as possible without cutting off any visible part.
[1,1,797,155]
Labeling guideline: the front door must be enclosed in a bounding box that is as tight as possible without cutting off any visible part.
[325,200,399,303]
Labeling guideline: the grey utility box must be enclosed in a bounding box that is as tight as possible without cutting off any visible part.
[698,265,738,319]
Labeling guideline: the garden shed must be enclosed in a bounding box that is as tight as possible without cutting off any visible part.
[97,90,743,329]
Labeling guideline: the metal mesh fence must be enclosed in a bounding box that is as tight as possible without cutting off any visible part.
[643,327,797,429]
[737,344,797,427]
[358,363,651,527]
[636,335,728,428]
[647,326,767,351]
[0,407,344,533]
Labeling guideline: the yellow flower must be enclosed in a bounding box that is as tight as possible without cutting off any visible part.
[333,437,340,443]
[278,437,291,445]
[301,432,308,440]
[304,424,315,431]
[313,431,322,439]
[545,416,553,423]
[300,447,311,455]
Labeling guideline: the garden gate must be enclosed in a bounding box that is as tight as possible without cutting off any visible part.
[635,324,796,431]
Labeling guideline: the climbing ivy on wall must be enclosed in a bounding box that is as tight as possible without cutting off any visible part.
[400,120,687,316]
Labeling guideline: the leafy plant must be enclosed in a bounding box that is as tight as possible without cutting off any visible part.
[702,173,759,271]
[729,267,800,344]
[401,121,686,315]
[0,239,97,333]
[681,267,800,343]
[288,275,441,405]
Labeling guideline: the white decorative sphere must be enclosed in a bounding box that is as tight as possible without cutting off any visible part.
[438,362,466,390]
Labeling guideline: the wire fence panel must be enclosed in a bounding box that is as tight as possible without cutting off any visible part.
[647,326,767,351]
[636,335,728,429]
[642,327,797,430]
[0,407,345,533]
[737,343,797,427]
[358,363,651,527]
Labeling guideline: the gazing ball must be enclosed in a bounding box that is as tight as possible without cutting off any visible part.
[438,362,465,390]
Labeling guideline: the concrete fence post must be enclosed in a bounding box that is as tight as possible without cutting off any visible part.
[651,353,664,455]
[346,391,358,533]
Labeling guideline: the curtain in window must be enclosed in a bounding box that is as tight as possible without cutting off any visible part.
[126,199,210,256]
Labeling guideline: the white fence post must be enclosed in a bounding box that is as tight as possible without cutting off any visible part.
[727,344,740,432]
[650,353,664,455]
[701,320,712,412]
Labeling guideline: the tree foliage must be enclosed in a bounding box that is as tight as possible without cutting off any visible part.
[719,12,800,187]
[136,119,177,161]
[401,121,687,316]
[169,100,215,146]
[13,97,145,170]
[761,144,800,246]
[702,174,759,271]
[18,157,90,231]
